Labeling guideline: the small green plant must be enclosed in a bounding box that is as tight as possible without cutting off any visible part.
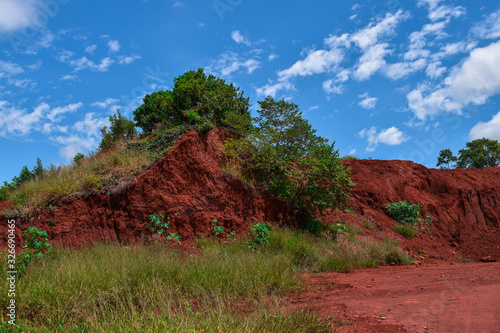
[167,233,182,245]
[211,220,225,237]
[147,214,170,236]
[385,201,423,225]
[48,220,56,226]
[457,257,472,263]
[394,224,418,240]
[19,227,53,275]
[248,223,272,248]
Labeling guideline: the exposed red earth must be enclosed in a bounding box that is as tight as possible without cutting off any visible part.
[294,262,500,333]
[1,129,499,332]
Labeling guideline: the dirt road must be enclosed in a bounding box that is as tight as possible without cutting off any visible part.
[293,262,500,333]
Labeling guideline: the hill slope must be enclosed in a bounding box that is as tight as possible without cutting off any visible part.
[1,130,499,261]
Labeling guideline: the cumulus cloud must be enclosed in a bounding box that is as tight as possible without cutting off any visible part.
[84,44,97,54]
[0,0,38,33]
[354,43,390,80]
[0,100,44,137]
[256,80,295,97]
[385,59,427,80]
[46,102,83,122]
[107,40,121,53]
[469,111,500,141]
[351,10,410,49]
[207,51,260,77]
[358,93,377,109]
[231,30,251,46]
[323,79,344,95]
[92,98,120,112]
[417,0,465,22]
[407,41,500,120]
[69,57,115,72]
[472,9,500,39]
[359,126,409,152]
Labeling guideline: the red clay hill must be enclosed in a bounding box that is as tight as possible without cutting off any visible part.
[2,128,499,261]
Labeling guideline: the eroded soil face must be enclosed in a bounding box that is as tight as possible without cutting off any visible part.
[294,262,500,333]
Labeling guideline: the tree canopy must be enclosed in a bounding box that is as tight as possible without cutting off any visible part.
[133,68,251,134]
[224,96,353,225]
[437,138,500,170]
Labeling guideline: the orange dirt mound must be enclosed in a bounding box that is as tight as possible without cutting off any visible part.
[2,129,285,249]
[334,159,500,261]
[1,132,499,260]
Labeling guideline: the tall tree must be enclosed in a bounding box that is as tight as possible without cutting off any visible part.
[457,138,500,169]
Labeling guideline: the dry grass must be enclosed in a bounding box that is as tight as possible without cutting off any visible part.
[5,148,153,218]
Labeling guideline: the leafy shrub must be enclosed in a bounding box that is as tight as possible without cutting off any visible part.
[18,227,52,275]
[133,68,250,134]
[385,201,423,225]
[73,152,85,165]
[99,109,138,151]
[394,224,418,240]
[225,96,354,226]
[146,214,170,236]
[248,223,272,248]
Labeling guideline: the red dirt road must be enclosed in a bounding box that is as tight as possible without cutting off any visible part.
[295,262,500,333]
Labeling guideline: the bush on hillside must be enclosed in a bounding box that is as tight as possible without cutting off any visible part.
[224,96,354,225]
[133,68,251,135]
[99,109,138,151]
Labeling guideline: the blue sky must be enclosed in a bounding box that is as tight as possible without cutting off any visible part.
[1,0,500,182]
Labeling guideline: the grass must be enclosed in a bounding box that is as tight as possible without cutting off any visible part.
[0,227,411,332]
[394,224,419,240]
[4,148,154,219]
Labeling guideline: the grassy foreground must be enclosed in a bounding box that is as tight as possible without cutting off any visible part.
[1,227,411,332]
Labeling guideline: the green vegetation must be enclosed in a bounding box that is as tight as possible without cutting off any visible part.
[4,148,152,218]
[224,96,354,226]
[386,201,432,239]
[1,226,410,332]
[17,227,53,276]
[247,222,272,249]
[99,109,138,151]
[437,138,500,169]
[133,68,250,134]
[394,224,419,240]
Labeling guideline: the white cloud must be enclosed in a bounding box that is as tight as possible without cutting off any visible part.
[354,43,390,80]
[256,80,295,97]
[0,60,24,77]
[268,53,279,62]
[47,102,83,122]
[92,98,120,112]
[408,41,500,120]
[231,30,251,46]
[60,74,78,81]
[385,59,427,80]
[417,0,465,22]
[69,57,115,72]
[472,9,500,39]
[207,51,260,77]
[0,0,38,33]
[359,126,409,152]
[84,44,97,54]
[425,61,446,79]
[278,48,344,80]
[118,55,141,65]
[469,111,500,141]
[322,79,344,95]
[171,1,184,8]
[358,93,377,109]
[107,40,121,53]
[351,10,410,49]
[0,100,46,137]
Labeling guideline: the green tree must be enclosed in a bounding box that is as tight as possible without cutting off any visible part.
[32,157,44,178]
[133,68,251,134]
[73,153,85,165]
[225,96,353,224]
[99,109,138,151]
[456,138,500,169]
[17,165,33,186]
[436,149,457,170]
